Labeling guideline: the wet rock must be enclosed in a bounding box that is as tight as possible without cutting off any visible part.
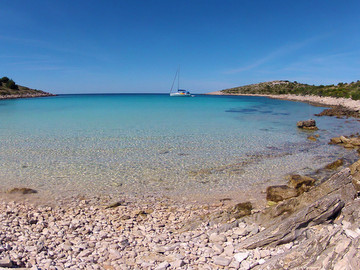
[296,119,318,130]
[228,201,252,219]
[315,106,360,118]
[287,174,316,189]
[266,185,298,202]
[105,200,126,209]
[307,135,317,141]
[8,187,37,194]
[325,159,344,170]
[330,137,342,144]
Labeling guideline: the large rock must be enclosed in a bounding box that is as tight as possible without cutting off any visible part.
[266,185,298,202]
[287,174,316,189]
[296,119,318,130]
[241,167,357,249]
[239,194,345,249]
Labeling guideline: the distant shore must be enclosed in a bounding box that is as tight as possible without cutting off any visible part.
[206,91,360,112]
[0,92,56,100]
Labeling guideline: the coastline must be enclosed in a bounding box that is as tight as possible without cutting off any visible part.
[206,91,360,112]
[1,93,360,269]
[0,93,56,100]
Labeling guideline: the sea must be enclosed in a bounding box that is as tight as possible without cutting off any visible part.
[0,94,358,201]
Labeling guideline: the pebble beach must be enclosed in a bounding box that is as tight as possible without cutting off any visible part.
[1,94,360,269]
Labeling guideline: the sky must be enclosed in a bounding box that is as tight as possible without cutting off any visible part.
[0,0,359,94]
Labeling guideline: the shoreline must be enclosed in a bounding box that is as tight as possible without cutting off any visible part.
[206,91,360,112]
[0,93,56,100]
[1,93,360,268]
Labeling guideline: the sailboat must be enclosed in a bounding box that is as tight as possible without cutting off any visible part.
[169,68,193,97]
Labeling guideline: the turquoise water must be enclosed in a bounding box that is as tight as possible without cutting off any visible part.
[0,94,358,200]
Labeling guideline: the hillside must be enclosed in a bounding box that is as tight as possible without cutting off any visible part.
[0,76,54,99]
[220,80,360,100]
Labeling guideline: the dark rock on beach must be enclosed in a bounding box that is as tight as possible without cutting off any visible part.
[266,185,299,202]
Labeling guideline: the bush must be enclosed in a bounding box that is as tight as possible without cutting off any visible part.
[352,91,360,100]
[6,79,18,90]
[1,77,10,83]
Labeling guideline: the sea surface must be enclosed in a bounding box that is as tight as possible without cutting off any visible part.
[0,94,358,201]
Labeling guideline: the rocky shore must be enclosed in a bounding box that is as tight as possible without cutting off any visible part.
[1,153,360,269]
[1,93,360,269]
[0,93,56,100]
[206,91,360,115]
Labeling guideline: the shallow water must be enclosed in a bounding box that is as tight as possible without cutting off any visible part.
[0,94,358,200]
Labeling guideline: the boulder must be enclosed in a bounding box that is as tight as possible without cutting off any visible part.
[287,175,316,189]
[266,185,298,202]
[229,202,253,219]
[330,137,342,144]
[307,135,317,141]
[296,119,318,130]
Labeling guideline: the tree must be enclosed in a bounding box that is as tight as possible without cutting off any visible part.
[1,77,10,83]
[6,79,18,90]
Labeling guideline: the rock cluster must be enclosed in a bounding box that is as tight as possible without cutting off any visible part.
[330,135,360,150]
[296,119,318,130]
[266,174,315,203]
[315,106,360,118]
[0,163,359,269]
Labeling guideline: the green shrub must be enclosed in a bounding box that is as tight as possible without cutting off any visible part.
[6,79,18,90]
[352,91,360,100]
[0,77,10,83]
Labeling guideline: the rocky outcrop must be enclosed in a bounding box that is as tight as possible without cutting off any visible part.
[234,164,359,269]
[315,105,360,118]
[330,135,360,149]
[296,119,318,130]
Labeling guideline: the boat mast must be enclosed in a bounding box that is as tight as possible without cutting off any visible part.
[170,68,179,94]
[178,67,180,91]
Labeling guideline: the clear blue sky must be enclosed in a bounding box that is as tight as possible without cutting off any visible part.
[1,0,359,94]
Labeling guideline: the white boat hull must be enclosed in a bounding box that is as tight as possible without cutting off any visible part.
[170,93,192,97]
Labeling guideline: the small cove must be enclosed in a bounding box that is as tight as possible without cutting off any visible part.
[0,94,359,202]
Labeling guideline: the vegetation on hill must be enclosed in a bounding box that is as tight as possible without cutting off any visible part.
[0,76,52,97]
[221,80,360,100]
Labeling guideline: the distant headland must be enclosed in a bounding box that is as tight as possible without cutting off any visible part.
[209,80,360,99]
[207,80,360,114]
[0,76,55,100]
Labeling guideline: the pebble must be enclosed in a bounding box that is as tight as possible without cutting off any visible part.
[213,256,231,266]
[234,252,249,263]
[0,191,358,269]
[155,261,169,270]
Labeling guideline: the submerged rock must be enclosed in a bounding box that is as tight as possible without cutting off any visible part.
[325,159,344,170]
[8,187,37,194]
